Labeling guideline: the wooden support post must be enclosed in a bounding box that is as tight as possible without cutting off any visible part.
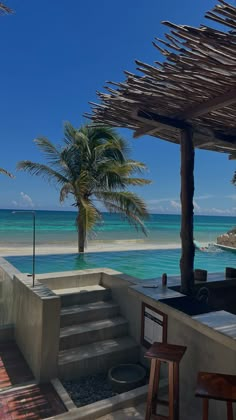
[180,128,195,295]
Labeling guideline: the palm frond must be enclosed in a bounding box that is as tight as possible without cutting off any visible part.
[60,183,74,202]
[74,170,92,196]
[101,199,147,236]
[63,122,77,145]
[34,137,62,167]
[78,198,102,234]
[95,190,149,235]
[64,122,89,149]
[17,161,68,185]
[120,177,151,186]
[123,160,148,174]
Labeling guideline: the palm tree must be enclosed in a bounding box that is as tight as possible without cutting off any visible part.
[0,168,14,177]
[17,123,150,252]
[0,3,13,15]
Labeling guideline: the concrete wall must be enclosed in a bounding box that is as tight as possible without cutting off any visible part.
[167,311,236,420]
[38,269,103,290]
[101,272,236,420]
[128,289,236,420]
[1,257,235,419]
[0,324,14,342]
[101,272,150,366]
[101,272,141,342]
[0,258,20,326]
[13,274,61,382]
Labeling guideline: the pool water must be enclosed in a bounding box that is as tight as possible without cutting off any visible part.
[6,248,236,280]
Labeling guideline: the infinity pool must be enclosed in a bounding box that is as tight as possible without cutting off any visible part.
[5,248,236,280]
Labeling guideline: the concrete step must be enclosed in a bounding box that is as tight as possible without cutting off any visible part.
[59,317,129,350]
[58,337,139,379]
[56,286,112,307]
[60,300,120,327]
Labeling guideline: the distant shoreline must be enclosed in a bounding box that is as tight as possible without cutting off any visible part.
[0,239,213,257]
[0,240,185,257]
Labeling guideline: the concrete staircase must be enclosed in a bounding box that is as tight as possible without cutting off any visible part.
[57,285,139,379]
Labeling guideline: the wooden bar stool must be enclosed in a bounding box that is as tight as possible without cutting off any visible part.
[145,342,187,420]
[195,372,236,420]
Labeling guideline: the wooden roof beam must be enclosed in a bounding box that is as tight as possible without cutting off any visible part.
[176,88,236,120]
[136,109,189,130]
[134,109,236,150]
[133,126,159,138]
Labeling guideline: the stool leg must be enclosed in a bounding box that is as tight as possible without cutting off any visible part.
[152,360,161,414]
[227,401,233,420]
[145,359,158,420]
[173,362,180,420]
[202,399,209,420]
[169,361,175,420]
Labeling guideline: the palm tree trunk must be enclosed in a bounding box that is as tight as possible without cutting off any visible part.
[78,209,86,253]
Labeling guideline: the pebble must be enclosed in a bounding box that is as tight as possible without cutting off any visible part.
[62,372,117,407]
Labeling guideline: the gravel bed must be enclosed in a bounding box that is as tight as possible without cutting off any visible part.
[62,373,118,408]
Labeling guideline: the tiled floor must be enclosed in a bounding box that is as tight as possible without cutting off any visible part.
[0,383,67,419]
[0,341,67,419]
[0,342,34,389]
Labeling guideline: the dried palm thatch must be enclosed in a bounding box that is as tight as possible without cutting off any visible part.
[87,0,236,158]
[0,2,13,15]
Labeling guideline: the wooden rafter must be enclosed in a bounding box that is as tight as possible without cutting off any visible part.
[176,88,236,120]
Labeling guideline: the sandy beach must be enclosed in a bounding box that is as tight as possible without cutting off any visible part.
[0,240,182,257]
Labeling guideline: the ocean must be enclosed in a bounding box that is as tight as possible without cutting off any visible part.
[0,209,235,247]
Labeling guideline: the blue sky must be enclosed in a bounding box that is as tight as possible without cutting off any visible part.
[0,0,235,215]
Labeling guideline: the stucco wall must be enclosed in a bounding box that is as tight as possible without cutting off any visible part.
[0,258,20,326]
[101,273,153,368]
[13,274,61,382]
[0,324,14,342]
[1,257,235,417]
[38,269,103,290]
[128,289,236,420]
[101,272,142,343]
[168,311,236,420]
[101,272,236,420]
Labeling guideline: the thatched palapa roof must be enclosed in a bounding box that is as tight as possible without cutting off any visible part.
[86,0,236,158]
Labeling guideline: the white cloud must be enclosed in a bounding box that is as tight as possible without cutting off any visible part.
[194,195,213,200]
[203,207,236,216]
[12,200,18,206]
[226,194,236,200]
[193,200,201,211]
[20,192,34,208]
[147,197,178,205]
[170,200,181,210]
[146,195,236,216]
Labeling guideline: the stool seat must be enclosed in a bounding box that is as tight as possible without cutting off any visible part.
[196,372,236,402]
[145,342,187,363]
[145,342,186,420]
[196,372,236,420]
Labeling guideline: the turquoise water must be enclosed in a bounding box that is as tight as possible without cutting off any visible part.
[6,248,236,279]
[0,209,235,246]
[2,209,236,279]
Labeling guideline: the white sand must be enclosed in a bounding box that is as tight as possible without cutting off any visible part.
[0,240,182,257]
